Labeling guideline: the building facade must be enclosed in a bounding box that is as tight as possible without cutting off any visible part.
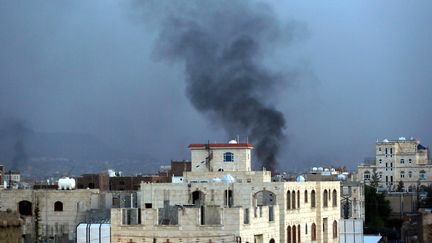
[357,138,431,191]
[111,141,341,243]
[0,189,111,242]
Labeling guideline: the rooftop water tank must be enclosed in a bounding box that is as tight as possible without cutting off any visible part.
[337,174,347,181]
[58,177,76,190]
[318,167,324,172]
[296,175,305,182]
[312,167,318,171]
[221,174,236,183]
[228,139,238,144]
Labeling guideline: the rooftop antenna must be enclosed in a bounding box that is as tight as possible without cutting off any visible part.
[236,135,239,143]
[246,136,249,144]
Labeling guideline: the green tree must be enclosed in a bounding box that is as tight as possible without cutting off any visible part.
[364,185,391,234]
[396,181,404,192]
[370,168,380,188]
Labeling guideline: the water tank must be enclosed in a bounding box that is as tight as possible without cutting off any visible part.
[228,139,238,144]
[383,139,389,143]
[337,174,347,181]
[58,177,76,190]
[399,137,406,141]
[296,175,305,182]
[312,167,318,171]
[221,174,236,183]
[318,167,324,172]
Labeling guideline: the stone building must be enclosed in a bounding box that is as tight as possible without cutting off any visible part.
[0,188,111,242]
[357,138,431,191]
[111,141,341,243]
[0,209,24,243]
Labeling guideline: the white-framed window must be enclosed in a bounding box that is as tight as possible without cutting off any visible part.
[379,159,382,163]
[224,152,234,162]
[400,171,405,178]
[364,171,371,180]
[400,159,404,164]
[408,171,412,178]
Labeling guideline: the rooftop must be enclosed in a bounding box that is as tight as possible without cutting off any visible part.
[188,143,253,149]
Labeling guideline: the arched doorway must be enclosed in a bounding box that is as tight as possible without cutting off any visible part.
[269,239,275,243]
[192,190,205,206]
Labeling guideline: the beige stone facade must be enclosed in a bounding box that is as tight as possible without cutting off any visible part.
[111,142,340,243]
[0,189,109,242]
[357,138,431,191]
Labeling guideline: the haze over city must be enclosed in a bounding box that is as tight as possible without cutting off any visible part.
[1,0,431,175]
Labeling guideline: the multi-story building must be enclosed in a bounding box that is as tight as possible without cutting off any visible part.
[0,188,111,242]
[357,137,431,191]
[111,141,341,243]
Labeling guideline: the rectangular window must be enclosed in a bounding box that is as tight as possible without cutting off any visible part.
[268,206,274,222]
[390,148,393,154]
[244,208,249,224]
[122,208,141,225]
[400,159,404,164]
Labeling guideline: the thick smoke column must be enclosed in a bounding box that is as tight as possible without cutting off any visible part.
[154,1,293,171]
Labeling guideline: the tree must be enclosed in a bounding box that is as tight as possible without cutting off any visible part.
[364,185,391,234]
[370,168,380,188]
[396,181,404,192]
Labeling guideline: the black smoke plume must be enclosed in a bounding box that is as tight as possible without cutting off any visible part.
[153,1,296,171]
[0,118,29,171]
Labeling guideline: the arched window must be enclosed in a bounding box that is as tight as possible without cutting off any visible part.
[293,225,297,243]
[305,224,308,234]
[224,190,233,207]
[311,190,316,208]
[333,220,338,238]
[323,190,328,207]
[304,190,308,203]
[420,170,426,180]
[297,190,300,209]
[287,191,291,210]
[224,152,234,162]
[18,201,32,216]
[311,223,317,241]
[287,226,291,243]
[401,171,405,178]
[298,224,301,243]
[364,171,371,181]
[192,190,205,206]
[332,190,337,207]
[269,239,275,243]
[54,201,63,212]
[292,191,296,209]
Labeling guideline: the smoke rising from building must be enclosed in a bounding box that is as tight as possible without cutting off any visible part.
[152,1,297,171]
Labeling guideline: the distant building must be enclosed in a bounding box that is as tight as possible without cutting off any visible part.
[0,188,111,242]
[111,140,341,243]
[76,173,109,190]
[0,165,3,189]
[3,170,21,188]
[357,137,431,191]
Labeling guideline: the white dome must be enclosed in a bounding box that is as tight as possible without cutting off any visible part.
[228,140,238,144]
[296,175,305,182]
[221,174,236,183]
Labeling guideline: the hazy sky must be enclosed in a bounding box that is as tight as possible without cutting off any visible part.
[1,1,431,171]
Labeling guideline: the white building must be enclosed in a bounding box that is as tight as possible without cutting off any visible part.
[111,140,341,243]
[357,137,431,191]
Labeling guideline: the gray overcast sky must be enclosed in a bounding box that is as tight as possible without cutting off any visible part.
[0,1,431,171]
